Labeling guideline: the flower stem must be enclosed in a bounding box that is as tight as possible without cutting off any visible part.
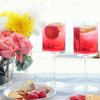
[6,59,9,81]
[0,58,6,75]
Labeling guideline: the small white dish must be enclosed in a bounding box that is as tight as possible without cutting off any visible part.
[64,94,85,100]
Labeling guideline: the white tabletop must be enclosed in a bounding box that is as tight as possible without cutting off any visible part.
[1,73,100,100]
[0,74,67,100]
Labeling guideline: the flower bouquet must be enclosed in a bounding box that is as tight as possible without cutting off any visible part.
[0,11,35,87]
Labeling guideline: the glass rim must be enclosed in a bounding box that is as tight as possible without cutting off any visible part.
[73,23,98,28]
[42,21,66,26]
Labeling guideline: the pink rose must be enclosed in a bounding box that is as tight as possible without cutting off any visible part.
[10,32,33,63]
[0,37,17,58]
[18,38,33,54]
[0,31,33,63]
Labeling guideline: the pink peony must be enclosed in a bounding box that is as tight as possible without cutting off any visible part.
[10,32,33,63]
[0,31,33,63]
[0,37,17,58]
[10,32,33,53]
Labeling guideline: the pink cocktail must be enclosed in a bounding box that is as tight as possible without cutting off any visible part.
[42,23,66,52]
[42,23,66,88]
[74,25,98,55]
[73,23,98,93]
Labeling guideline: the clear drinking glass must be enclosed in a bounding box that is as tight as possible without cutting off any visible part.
[0,55,16,90]
[42,22,66,88]
[73,21,98,93]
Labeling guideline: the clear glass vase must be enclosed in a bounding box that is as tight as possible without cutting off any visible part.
[0,55,16,90]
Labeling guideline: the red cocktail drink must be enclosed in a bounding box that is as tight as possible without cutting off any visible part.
[42,23,66,88]
[74,25,98,55]
[42,23,66,52]
[73,23,98,93]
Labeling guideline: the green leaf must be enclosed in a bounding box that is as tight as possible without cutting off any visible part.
[16,54,33,71]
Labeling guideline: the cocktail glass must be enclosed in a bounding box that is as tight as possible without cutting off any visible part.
[42,22,66,89]
[74,21,98,93]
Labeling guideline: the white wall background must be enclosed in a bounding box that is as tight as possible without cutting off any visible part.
[0,0,100,74]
